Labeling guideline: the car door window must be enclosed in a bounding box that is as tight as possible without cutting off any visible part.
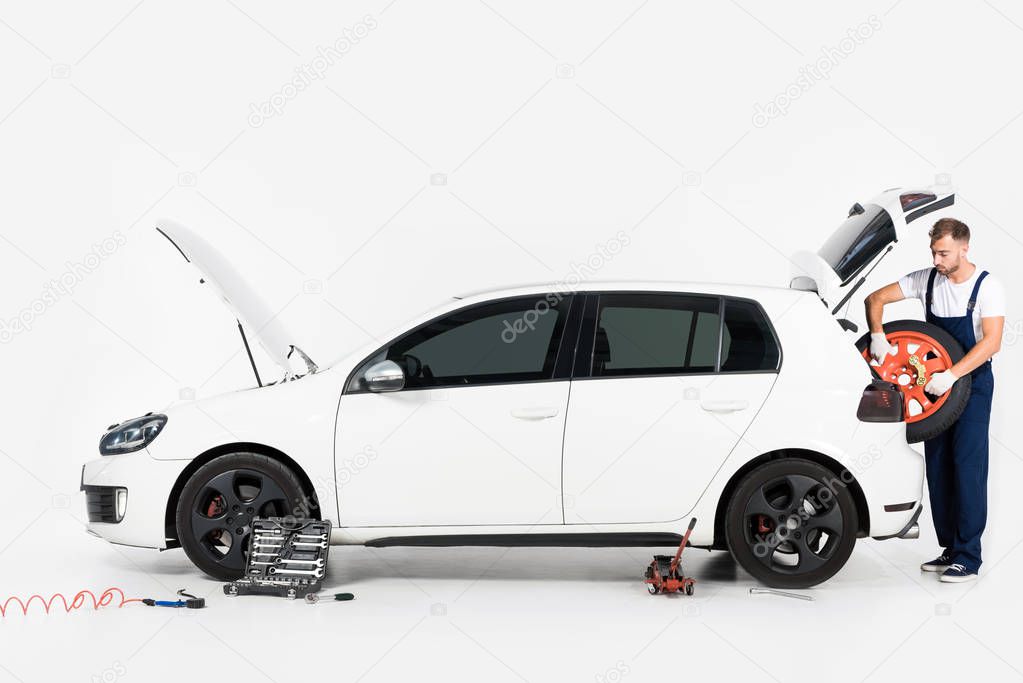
[720,299,781,372]
[591,294,720,377]
[350,295,571,391]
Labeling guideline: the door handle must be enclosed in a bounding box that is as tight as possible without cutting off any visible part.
[700,399,749,413]
[511,406,559,420]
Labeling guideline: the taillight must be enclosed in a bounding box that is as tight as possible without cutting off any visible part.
[900,192,936,212]
[857,380,904,422]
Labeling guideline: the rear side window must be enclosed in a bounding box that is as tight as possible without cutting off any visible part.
[592,294,720,377]
[720,300,780,372]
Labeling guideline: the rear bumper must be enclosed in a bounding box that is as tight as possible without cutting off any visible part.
[80,451,190,550]
[836,423,925,538]
[872,503,923,541]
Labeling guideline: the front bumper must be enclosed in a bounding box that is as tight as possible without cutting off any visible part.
[82,483,127,523]
[80,451,191,549]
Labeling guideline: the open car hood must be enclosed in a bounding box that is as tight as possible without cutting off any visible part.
[156,219,315,379]
[790,183,956,313]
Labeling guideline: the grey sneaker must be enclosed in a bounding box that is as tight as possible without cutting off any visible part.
[920,553,953,572]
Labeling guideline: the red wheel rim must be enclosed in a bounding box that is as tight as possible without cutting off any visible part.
[861,331,953,423]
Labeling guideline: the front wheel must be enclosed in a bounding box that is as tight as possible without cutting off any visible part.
[725,458,858,589]
[175,453,308,580]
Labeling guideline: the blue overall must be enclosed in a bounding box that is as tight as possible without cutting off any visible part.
[923,267,993,573]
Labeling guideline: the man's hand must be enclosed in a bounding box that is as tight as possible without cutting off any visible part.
[925,369,958,397]
[869,333,896,363]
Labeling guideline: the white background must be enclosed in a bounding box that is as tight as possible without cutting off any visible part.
[1,1,1021,681]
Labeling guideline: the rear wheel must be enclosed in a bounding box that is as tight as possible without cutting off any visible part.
[854,319,971,443]
[725,458,857,588]
[175,453,307,580]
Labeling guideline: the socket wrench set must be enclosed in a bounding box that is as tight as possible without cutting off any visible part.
[223,518,332,600]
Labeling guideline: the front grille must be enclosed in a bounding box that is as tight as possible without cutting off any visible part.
[84,485,121,523]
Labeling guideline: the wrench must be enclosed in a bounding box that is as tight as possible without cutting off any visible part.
[749,587,814,601]
[293,534,327,541]
[269,567,324,578]
[276,558,324,567]
[292,541,327,549]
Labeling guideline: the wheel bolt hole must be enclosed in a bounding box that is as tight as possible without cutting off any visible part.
[246,507,254,514]
[226,517,233,524]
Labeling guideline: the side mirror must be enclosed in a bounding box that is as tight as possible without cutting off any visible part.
[363,360,405,392]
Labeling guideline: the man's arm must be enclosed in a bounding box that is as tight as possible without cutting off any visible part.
[864,282,906,333]
[950,316,1004,377]
[925,316,1003,396]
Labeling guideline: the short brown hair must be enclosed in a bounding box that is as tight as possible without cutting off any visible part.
[929,217,970,243]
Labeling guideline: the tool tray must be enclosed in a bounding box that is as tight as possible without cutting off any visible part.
[223,518,331,599]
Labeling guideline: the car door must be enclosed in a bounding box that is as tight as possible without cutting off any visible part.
[561,293,780,524]
[335,293,578,527]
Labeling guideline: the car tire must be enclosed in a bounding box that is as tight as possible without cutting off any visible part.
[175,452,308,581]
[725,458,858,589]
[854,319,971,443]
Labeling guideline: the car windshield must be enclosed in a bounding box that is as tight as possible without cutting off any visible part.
[818,203,896,284]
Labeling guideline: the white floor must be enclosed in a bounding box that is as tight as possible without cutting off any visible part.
[0,500,1020,683]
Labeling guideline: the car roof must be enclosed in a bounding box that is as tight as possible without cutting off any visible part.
[453,279,800,301]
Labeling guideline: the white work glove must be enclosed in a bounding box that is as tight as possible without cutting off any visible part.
[925,369,958,397]
[869,333,896,363]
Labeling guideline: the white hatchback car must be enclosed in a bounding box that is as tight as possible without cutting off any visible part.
[82,186,954,588]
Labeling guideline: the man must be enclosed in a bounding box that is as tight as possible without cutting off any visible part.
[864,217,1005,583]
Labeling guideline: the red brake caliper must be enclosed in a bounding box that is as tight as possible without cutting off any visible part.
[206,496,224,518]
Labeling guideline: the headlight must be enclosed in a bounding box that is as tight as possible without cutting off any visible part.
[99,414,167,455]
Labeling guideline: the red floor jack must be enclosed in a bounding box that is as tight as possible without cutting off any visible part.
[644,517,697,595]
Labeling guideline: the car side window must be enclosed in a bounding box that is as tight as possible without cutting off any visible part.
[720,299,780,372]
[591,294,720,377]
[349,295,571,391]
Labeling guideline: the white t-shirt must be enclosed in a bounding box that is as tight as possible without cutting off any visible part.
[897,266,1006,345]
